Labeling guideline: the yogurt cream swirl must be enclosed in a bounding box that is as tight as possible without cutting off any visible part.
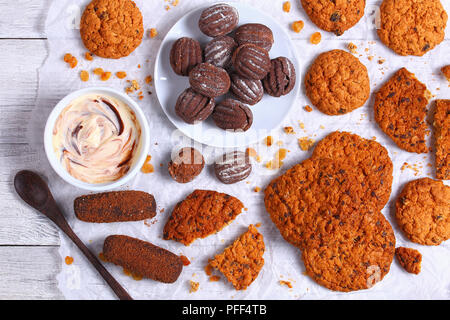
[52,94,142,184]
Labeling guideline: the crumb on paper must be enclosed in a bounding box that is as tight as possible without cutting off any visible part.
[255,222,261,227]
[180,255,191,266]
[85,52,93,61]
[65,256,74,265]
[266,149,289,170]
[149,28,158,38]
[368,56,374,61]
[292,20,304,33]
[400,162,422,176]
[145,75,153,84]
[80,70,89,82]
[189,280,199,293]
[254,186,261,193]
[209,275,221,282]
[319,125,325,129]
[63,53,77,68]
[348,42,357,54]
[441,65,450,81]
[264,136,274,147]
[378,59,386,64]
[279,280,293,288]
[304,105,313,112]
[276,141,283,146]
[284,126,295,134]
[204,264,213,276]
[141,155,154,173]
[310,32,321,45]
[298,137,315,151]
[283,1,291,13]
[298,121,305,129]
[116,71,127,79]
[125,80,141,94]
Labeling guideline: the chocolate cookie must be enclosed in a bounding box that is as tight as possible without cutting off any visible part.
[230,73,264,105]
[305,49,370,115]
[170,37,203,76]
[302,212,395,292]
[396,247,422,275]
[80,0,144,59]
[103,235,183,283]
[434,100,450,180]
[234,23,274,51]
[204,35,237,69]
[74,191,156,223]
[396,178,450,246]
[208,225,264,290]
[214,151,252,184]
[232,44,271,80]
[198,3,239,37]
[175,88,215,124]
[168,147,205,183]
[263,57,296,97]
[378,0,448,56]
[374,68,430,153]
[212,99,253,132]
[300,0,366,36]
[312,131,393,211]
[163,190,244,246]
[189,63,230,98]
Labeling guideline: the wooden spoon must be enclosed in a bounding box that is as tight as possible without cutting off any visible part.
[14,170,133,300]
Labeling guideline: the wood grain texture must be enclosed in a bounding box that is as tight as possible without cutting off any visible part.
[0,246,63,299]
[0,0,49,38]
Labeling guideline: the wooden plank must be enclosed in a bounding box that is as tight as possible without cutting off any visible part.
[0,144,60,245]
[0,0,49,39]
[0,40,47,107]
[0,246,63,299]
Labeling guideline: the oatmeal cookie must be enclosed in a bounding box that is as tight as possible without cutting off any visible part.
[312,131,393,211]
[396,178,450,246]
[80,0,144,59]
[264,158,370,249]
[374,68,430,154]
[395,247,422,275]
[434,100,450,180]
[302,212,395,292]
[208,225,264,290]
[378,0,447,56]
[163,190,244,246]
[305,50,370,115]
[300,0,366,36]
[442,66,450,82]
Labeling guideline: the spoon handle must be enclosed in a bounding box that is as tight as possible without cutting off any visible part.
[60,220,133,300]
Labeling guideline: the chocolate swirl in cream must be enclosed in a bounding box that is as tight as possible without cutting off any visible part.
[52,94,142,184]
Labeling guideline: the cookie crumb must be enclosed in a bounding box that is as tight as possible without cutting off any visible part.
[441,65,450,82]
[98,252,107,262]
[254,186,261,193]
[395,247,422,275]
[264,136,274,147]
[292,20,304,33]
[209,275,221,282]
[204,264,213,276]
[298,137,315,151]
[80,70,89,82]
[149,28,158,38]
[116,71,127,79]
[310,32,321,45]
[145,75,153,84]
[378,59,386,64]
[125,80,141,94]
[189,280,199,293]
[141,155,154,173]
[283,1,291,13]
[180,255,191,266]
[284,126,295,134]
[348,42,357,54]
[279,280,293,288]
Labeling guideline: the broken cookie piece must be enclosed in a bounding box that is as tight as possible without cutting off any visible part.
[396,247,422,274]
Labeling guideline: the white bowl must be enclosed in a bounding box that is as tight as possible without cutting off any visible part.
[44,87,150,191]
[154,2,301,148]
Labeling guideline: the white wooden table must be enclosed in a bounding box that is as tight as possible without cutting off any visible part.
[0,0,64,299]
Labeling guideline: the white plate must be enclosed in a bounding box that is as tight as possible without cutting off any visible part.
[154,2,300,148]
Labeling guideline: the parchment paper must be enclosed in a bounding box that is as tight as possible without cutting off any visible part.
[29,0,450,300]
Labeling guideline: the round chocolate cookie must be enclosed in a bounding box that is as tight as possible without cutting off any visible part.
[175,88,215,124]
[312,131,393,212]
[168,147,205,183]
[212,99,253,132]
[189,63,230,98]
[232,44,271,80]
[305,49,370,115]
[302,211,395,292]
[170,37,203,76]
[234,23,274,51]
[230,73,264,105]
[80,0,144,59]
[214,151,252,184]
[204,36,237,69]
[378,0,448,56]
[300,0,366,36]
[198,3,239,37]
[396,178,450,246]
[374,68,430,154]
[263,57,296,97]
